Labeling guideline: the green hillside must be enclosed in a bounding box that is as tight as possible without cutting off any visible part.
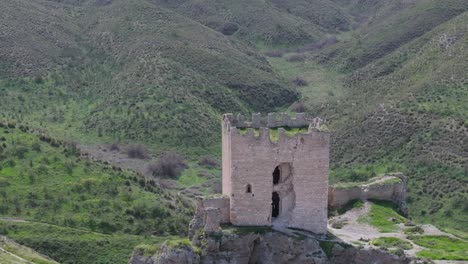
[0,0,297,157]
[0,0,467,262]
[0,124,192,262]
[151,0,350,45]
[268,0,468,231]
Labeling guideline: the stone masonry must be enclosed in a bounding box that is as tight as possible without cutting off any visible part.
[222,113,330,234]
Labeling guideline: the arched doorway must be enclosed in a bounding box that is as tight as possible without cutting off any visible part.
[272,192,280,218]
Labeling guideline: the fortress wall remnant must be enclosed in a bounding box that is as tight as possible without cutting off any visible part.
[328,173,407,214]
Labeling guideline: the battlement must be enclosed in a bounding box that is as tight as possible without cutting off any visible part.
[223,112,320,129]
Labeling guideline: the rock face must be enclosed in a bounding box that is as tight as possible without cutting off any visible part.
[128,245,200,264]
[129,230,412,264]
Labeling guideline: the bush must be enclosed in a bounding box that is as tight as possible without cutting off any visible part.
[264,50,284,58]
[291,77,308,86]
[109,143,120,151]
[147,152,187,179]
[221,22,239,36]
[126,144,149,159]
[289,102,307,113]
[287,54,306,62]
[198,156,220,169]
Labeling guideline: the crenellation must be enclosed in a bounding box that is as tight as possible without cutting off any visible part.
[224,112,313,129]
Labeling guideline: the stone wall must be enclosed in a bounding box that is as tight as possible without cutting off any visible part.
[188,196,230,239]
[328,174,407,213]
[222,113,329,234]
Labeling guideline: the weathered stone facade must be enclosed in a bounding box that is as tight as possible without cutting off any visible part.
[222,113,330,234]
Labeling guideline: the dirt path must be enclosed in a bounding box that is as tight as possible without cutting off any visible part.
[327,202,459,258]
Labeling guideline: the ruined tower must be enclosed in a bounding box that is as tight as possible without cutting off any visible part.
[222,113,329,234]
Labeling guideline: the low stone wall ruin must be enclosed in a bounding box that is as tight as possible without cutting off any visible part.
[328,173,407,214]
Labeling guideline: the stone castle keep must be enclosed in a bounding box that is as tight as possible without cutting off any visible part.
[189,113,329,236]
[222,112,330,234]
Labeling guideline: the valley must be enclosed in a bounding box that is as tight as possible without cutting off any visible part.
[0,0,466,263]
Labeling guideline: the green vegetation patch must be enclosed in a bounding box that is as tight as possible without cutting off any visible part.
[269,127,308,142]
[358,201,406,232]
[134,244,160,257]
[410,235,468,261]
[237,128,260,137]
[0,220,170,264]
[319,241,335,258]
[371,237,412,250]
[177,168,206,188]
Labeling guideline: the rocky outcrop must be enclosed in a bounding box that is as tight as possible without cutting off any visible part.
[331,243,410,264]
[128,245,200,264]
[328,173,407,214]
[129,229,412,264]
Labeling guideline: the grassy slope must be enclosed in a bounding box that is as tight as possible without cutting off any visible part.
[322,9,468,231]
[151,0,350,45]
[0,125,194,262]
[0,221,170,264]
[0,0,297,158]
[0,236,58,264]
[0,125,193,235]
[269,0,467,232]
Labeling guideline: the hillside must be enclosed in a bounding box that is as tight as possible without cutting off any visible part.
[0,0,467,262]
[267,0,468,231]
[0,0,297,157]
[0,124,193,263]
[0,236,58,264]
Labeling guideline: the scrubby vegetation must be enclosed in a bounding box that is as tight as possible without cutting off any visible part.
[0,220,170,264]
[371,237,413,250]
[0,127,192,235]
[268,0,468,233]
[0,127,193,262]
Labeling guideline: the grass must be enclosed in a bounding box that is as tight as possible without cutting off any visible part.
[177,167,207,188]
[0,220,171,264]
[0,236,58,264]
[409,235,468,261]
[0,127,193,236]
[371,237,413,250]
[267,56,346,108]
[358,201,406,232]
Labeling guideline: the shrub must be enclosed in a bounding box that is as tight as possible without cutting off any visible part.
[264,50,284,58]
[221,22,239,36]
[126,144,149,159]
[147,152,187,179]
[291,77,308,87]
[287,54,306,62]
[198,156,220,169]
[289,102,307,113]
[109,143,120,151]
[31,142,41,152]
